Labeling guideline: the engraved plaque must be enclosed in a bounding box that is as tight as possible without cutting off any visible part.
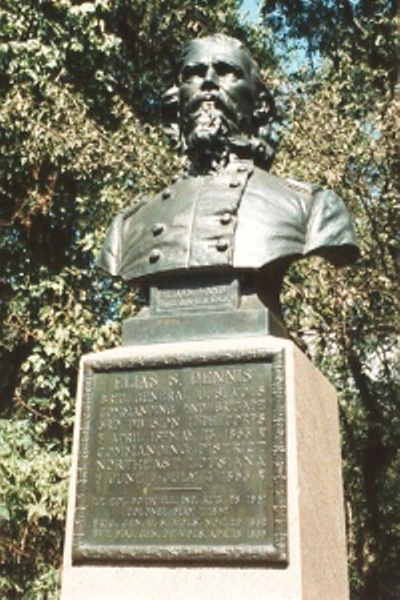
[150,276,239,314]
[73,348,286,564]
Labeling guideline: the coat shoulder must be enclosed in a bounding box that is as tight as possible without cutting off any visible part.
[251,167,319,198]
[284,177,320,197]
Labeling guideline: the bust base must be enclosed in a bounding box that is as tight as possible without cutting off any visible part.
[61,337,349,599]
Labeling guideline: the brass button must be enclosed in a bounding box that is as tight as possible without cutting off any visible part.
[220,213,232,225]
[229,180,240,188]
[149,249,162,263]
[152,223,165,236]
[216,239,229,252]
[161,188,171,200]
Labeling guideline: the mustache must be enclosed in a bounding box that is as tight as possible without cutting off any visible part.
[183,90,237,123]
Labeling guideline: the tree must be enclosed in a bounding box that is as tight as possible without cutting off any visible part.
[1,0,397,597]
[0,0,278,595]
[261,1,399,597]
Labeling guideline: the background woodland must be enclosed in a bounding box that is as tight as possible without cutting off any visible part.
[0,1,398,597]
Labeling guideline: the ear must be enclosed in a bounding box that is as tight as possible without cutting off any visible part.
[253,88,276,126]
[251,86,279,170]
[161,85,180,144]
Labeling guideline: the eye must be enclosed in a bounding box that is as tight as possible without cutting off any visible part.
[181,64,206,82]
[214,61,244,78]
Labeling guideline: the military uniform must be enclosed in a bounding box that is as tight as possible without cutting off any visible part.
[96,158,359,283]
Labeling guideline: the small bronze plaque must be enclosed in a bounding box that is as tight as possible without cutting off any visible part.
[150,276,239,314]
[73,348,286,564]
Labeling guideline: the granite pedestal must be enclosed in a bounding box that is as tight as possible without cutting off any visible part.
[61,282,349,598]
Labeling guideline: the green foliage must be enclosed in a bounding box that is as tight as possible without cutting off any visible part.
[0,0,397,597]
[0,0,275,596]
[263,1,399,597]
[262,0,397,92]
[0,420,68,597]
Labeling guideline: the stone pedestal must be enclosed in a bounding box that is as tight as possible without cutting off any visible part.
[61,335,349,599]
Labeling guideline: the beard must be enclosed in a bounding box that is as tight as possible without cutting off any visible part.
[182,95,241,166]
[185,104,230,153]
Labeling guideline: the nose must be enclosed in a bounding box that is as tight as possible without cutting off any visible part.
[201,65,219,90]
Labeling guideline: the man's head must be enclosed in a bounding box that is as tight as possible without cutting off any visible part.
[179,35,260,145]
[162,34,276,169]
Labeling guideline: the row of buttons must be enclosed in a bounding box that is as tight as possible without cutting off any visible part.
[159,162,251,199]
[151,213,232,238]
[160,177,243,200]
[147,161,252,265]
[151,186,171,264]
[148,223,232,263]
[149,238,231,264]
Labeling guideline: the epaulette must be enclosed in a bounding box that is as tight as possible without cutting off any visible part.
[122,196,148,220]
[285,177,320,196]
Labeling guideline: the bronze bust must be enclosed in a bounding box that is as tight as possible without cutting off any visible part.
[97,34,359,321]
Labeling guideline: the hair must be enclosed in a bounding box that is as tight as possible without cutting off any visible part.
[162,34,279,169]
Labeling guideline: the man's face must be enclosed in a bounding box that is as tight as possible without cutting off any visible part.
[179,39,256,144]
